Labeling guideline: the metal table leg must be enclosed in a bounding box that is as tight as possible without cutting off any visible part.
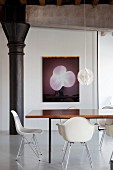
[49,118,51,163]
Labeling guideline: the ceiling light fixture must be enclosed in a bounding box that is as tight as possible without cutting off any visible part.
[77,0,94,85]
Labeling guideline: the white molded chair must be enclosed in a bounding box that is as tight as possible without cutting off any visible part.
[11,110,42,161]
[105,125,113,161]
[57,117,95,170]
[59,106,76,124]
[58,106,77,151]
[98,106,113,150]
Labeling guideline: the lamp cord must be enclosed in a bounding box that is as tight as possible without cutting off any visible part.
[84,0,86,69]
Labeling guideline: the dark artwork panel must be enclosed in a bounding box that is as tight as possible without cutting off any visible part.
[42,56,79,102]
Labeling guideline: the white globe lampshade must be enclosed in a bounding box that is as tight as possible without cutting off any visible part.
[77,68,93,85]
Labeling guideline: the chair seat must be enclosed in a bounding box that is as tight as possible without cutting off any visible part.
[20,127,42,134]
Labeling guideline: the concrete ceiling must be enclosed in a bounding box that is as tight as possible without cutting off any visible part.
[0,0,113,31]
[26,5,113,31]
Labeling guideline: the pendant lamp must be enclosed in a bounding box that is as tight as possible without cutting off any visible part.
[77,68,93,85]
[77,1,94,85]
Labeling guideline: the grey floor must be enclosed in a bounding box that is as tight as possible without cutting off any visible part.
[0,126,113,170]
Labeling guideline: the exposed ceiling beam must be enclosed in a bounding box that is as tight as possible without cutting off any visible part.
[109,0,113,4]
[39,0,46,6]
[0,0,113,6]
[91,0,99,7]
[0,6,3,20]
[20,0,27,4]
[0,0,5,5]
[57,0,62,6]
[75,0,81,5]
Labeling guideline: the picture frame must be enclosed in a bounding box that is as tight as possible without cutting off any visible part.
[42,56,79,102]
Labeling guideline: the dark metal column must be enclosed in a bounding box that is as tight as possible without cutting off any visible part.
[2,22,30,134]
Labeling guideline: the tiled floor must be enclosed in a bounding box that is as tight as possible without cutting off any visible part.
[0,127,113,170]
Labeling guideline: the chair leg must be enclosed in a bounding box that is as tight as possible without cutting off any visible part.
[62,141,68,152]
[62,142,69,163]
[84,143,93,170]
[110,151,113,163]
[64,143,72,170]
[33,134,42,155]
[16,136,24,161]
[62,142,72,170]
[99,130,105,151]
[24,136,41,160]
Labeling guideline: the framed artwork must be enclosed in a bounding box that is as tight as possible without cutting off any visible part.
[42,56,79,102]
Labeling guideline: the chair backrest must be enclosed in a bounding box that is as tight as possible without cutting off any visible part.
[59,117,95,143]
[58,107,80,134]
[106,125,113,138]
[56,123,64,136]
[11,110,23,135]
[102,106,113,125]
[59,106,77,124]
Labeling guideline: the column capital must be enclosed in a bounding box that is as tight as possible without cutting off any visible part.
[1,22,30,43]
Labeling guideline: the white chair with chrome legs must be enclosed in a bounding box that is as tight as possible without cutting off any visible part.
[105,125,113,162]
[57,117,95,170]
[58,106,76,152]
[59,106,76,124]
[98,106,113,150]
[11,110,42,161]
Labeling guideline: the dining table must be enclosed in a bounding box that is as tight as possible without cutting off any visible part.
[25,109,113,163]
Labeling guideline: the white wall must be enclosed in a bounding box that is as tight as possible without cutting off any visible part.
[0,26,98,131]
[24,27,98,130]
[0,26,9,131]
[98,32,113,108]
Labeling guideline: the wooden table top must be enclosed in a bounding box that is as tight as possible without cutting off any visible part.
[25,109,113,119]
